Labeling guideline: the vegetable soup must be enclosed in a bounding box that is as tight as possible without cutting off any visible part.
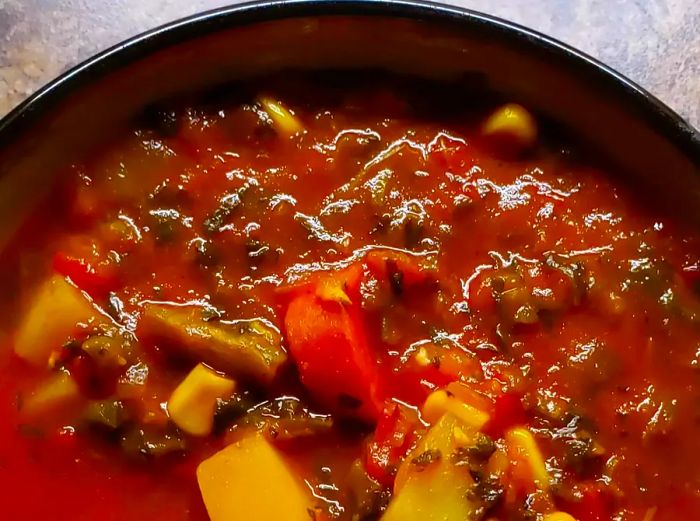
[1,74,699,521]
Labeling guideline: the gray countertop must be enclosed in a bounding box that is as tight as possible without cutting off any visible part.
[1,0,698,128]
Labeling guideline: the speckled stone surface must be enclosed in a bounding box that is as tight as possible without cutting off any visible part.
[0,0,698,128]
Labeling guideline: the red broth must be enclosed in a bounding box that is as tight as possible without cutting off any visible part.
[0,74,699,521]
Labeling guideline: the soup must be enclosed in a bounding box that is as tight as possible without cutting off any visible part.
[1,74,699,521]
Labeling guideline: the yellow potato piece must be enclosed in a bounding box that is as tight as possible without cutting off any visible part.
[167,363,235,437]
[197,433,312,521]
[22,370,82,420]
[385,414,480,521]
[15,275,102,367]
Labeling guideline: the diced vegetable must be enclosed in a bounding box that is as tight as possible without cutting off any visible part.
[421,383,491,429]
[258,97,303,137]
[484,392,527,437]
[284,292,384,422]
[481,103,537,155]
[365,401,425,486]
[347,458,391,520]
[365,249,433,292]
[69,352,118,399]
[84,399,128,429]
[197,433,312,521]
[543,513,578,521]
[120,426,186,459]
[167,363,235,437]
[505,426,550,491]
[80,335,128,369]
[20,370,83,420]
[202,184,250,234]
[52,252,119,299]
[561,483,612,521]
[140,303,286,384]
[237,397,333,442]
[382,414,480,521]
[14,275,104,367]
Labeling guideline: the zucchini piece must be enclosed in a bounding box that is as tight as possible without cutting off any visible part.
[140,303,286,384]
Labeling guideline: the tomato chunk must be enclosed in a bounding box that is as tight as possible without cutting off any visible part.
[284,291,383,422]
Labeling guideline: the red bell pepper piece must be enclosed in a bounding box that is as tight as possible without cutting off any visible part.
[52,252,118,300]
[365,401,423,486]
[284,290,384,423]
[484,392,527,438]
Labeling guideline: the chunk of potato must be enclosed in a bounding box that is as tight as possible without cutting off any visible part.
[140,303,287,384]
[197,433,311,521]
[383,414,480,521]
[15,275,104,367]
[21,370,83,421]
[167,363,235,436]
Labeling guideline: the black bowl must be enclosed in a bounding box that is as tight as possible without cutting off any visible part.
[0,0,698,248]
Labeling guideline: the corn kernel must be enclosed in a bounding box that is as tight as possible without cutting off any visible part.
[543,512,578,521]
[482,103,537,153]
[259,97,303,137]
[414,347,432,367]
[167,363,235,436]
[505,427,549,490]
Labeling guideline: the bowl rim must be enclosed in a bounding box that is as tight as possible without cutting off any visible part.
[0,0,699,164]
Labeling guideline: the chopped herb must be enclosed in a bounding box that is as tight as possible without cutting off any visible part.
[389,270,404,296]
[545,253,587,304]
[411,448,442,470]
[203,185,249,234]
[466,477,504,520]
[191,237,218,268]
[149,208,182,243]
